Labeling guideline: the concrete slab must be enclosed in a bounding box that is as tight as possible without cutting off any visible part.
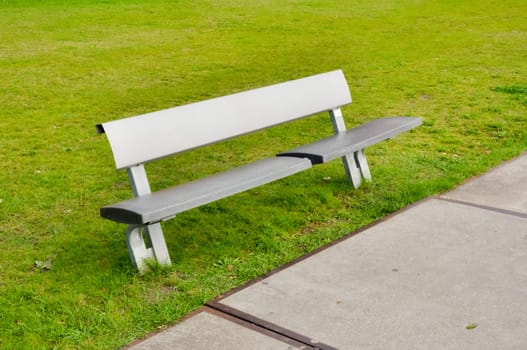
[218,199,527,349]
[441,152,527,214]
[127,309,307,350]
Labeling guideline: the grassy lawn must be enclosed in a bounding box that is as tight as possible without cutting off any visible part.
[1,0,526,348]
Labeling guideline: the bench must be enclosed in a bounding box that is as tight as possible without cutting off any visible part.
[97,70,421,271]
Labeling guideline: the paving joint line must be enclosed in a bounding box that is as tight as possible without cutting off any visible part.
[435,196,527,219]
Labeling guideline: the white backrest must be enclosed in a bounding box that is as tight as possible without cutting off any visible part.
[98,70,352,169]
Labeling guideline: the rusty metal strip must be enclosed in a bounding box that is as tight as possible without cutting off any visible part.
[203,306,316,349]
[207,301,338,350]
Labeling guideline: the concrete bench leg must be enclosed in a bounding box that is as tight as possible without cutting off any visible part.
[341,154,363,188]
[126,223,172,272]
[126,224,153,271]
[341,149,371,189]
[330,108,372,188]
[355,149,372,182]
[144,223,172,266]
[124,164,172,271]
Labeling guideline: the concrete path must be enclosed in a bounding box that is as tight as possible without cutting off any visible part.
[127,152,527,350]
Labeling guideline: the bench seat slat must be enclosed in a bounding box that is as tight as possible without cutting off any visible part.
[101,157,312,225]
[277,116,422,164]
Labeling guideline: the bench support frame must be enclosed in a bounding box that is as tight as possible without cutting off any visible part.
[98,71,422,272]
[126,165,171,271]
[123,108,375,269]
[329,108,372,188]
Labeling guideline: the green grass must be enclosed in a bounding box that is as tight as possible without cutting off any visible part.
[1,0,526,348]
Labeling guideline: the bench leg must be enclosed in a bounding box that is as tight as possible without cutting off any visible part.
[144,223,172,266]
[126,224,153,271]
[126,223,172,272]
[341,149,372,188]
[341,154,363,188]
[355,149,372,182]
[330,108,372,188]
[125,165,172,270]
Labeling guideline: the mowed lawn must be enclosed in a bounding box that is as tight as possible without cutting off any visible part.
[1,0,526,348]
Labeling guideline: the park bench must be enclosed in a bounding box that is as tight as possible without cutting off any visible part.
[97,70,422,271]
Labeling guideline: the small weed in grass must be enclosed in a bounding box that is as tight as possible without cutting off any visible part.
[492,85,527,106]
[492,86,527,95]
